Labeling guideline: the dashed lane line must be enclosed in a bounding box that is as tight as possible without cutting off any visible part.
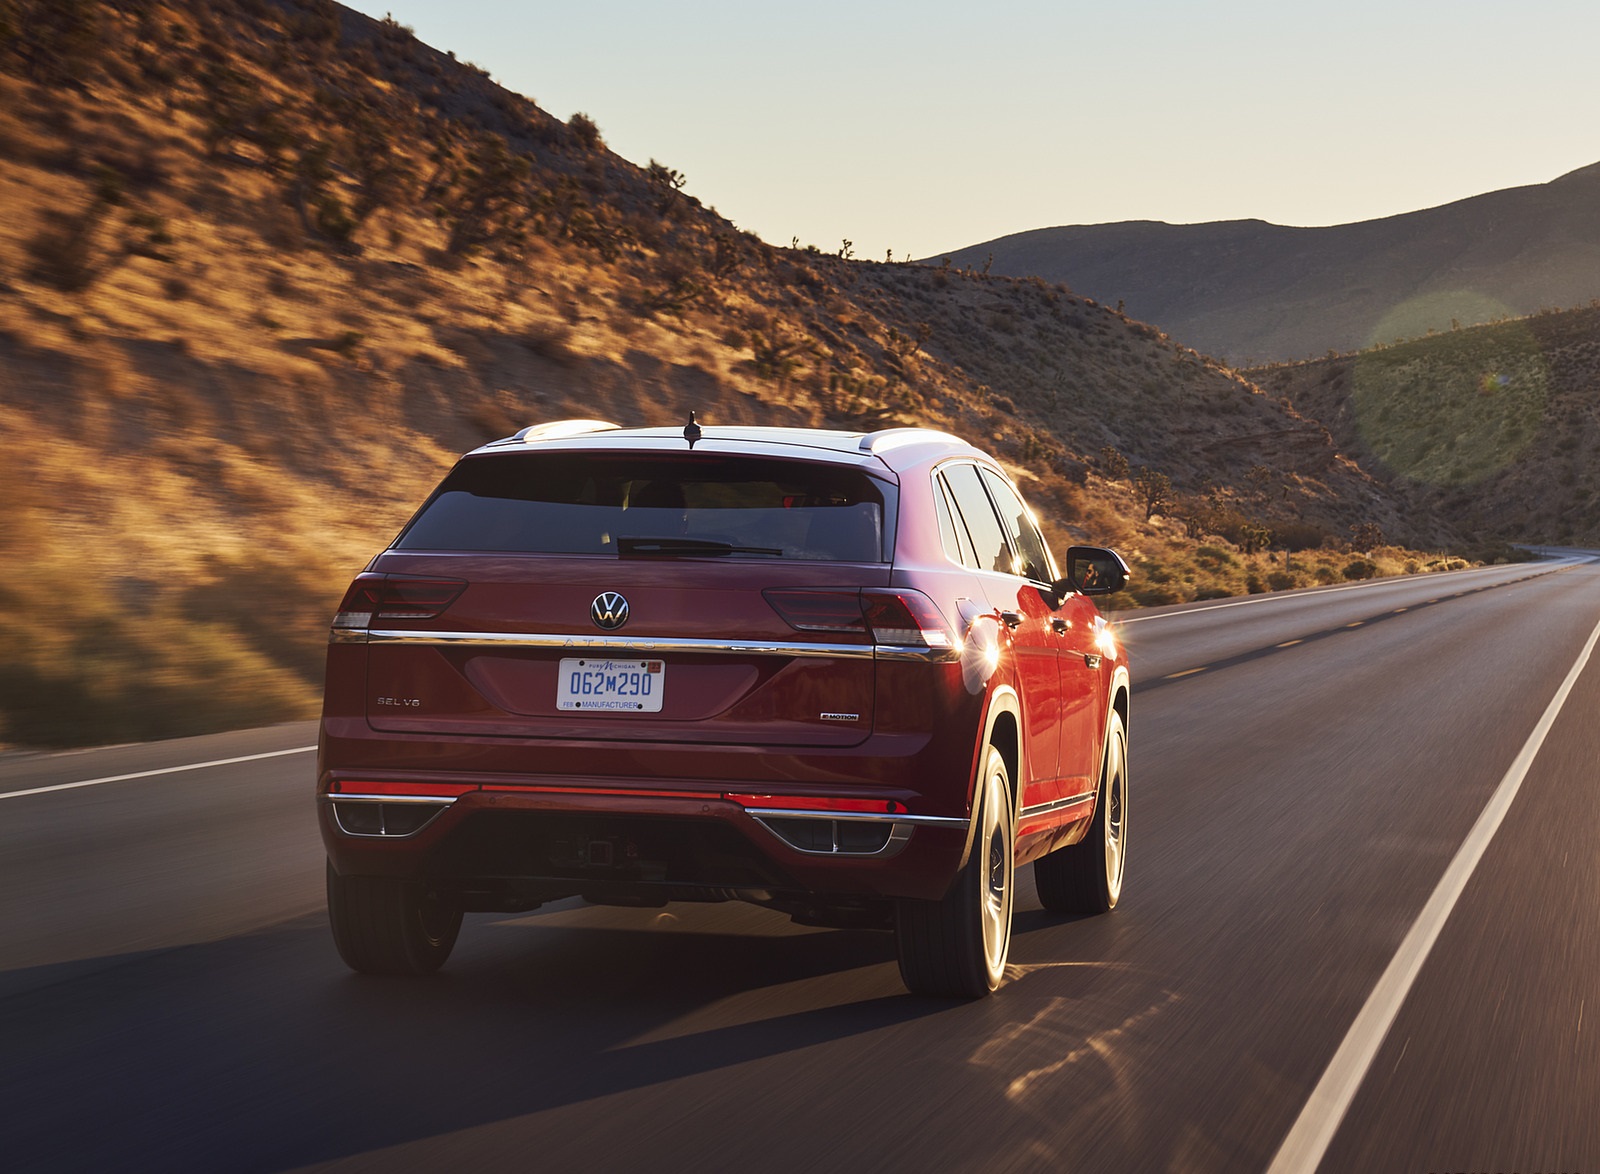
[1115,560,1579,626]
[1135,566,1581,695]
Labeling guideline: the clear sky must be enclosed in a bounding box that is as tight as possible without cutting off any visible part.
[345,0,1600,262]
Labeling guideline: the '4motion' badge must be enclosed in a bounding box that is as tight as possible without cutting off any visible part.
[591,592,630,630]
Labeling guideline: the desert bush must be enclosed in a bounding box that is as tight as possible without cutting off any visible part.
[1343,558,1377,580]
[1127,578,1183,607]
[645,157,687,212]
[435,136,533,257]
[1274,520,1328,551]
[568,111,602,150]
[1349,521,1384,552]
[749,328,812,382]
[24,169,172,291]
[288,0,341,51]
[2,0,101,85]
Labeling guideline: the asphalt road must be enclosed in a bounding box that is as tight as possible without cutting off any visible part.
[2,556,1597,1173]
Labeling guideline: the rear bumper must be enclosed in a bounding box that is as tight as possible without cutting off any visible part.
[317,722,977,904]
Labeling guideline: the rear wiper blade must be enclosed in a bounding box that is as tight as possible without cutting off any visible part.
[617,536,784,557]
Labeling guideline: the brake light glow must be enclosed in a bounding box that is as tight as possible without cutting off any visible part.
[327,781,477,797]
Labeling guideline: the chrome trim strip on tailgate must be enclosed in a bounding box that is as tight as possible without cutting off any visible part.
[335,629,957,661]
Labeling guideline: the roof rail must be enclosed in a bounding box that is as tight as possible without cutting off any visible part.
[513,419,621,443]
[859,427,964,454]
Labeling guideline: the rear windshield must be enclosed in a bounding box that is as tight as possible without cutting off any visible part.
[395,452,896,562]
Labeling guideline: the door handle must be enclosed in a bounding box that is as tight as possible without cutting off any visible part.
[998,610,1023,630]
[1050,617,1069,635]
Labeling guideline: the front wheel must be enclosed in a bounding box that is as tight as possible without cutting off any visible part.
[326,860,462,975]
[895,745,1015,997]
[1034,708,1127,914]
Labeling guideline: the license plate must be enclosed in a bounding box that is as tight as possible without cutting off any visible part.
[557,658,665,712]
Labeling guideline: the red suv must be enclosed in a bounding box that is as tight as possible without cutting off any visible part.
[319,420,1130,997]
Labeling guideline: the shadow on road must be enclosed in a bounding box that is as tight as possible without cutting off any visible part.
[0,903,962,1172]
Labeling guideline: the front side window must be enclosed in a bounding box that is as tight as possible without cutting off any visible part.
[980,469,1056,584]
[395,452,894,562]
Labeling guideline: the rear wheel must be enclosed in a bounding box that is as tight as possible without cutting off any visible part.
[1034,708,1127,914]
[896,745,1014,997]
[326,860,462,975]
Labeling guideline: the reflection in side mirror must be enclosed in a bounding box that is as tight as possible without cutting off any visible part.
[1059,546,1130,598]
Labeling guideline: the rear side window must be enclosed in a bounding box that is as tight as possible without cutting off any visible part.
[933,476,978,568]
[941,463,1013,575]
[395,453,895,562]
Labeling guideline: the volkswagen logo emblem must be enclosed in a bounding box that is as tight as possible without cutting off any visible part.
[590,591,630,630]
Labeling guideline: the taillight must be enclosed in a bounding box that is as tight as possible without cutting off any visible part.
[377,578,467,619]
[332,573,385,631]
[762,589,868,633]
[860,589,955,650]
[331,574,466,631]
[765,588,954,650]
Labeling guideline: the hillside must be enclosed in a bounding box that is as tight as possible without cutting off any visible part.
[1248,304,1600,545]
[932,164,1600,364]
[0,0,1464,746]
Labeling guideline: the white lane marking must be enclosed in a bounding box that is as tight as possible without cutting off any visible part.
[0,746,316,802]
[1114,560,1578,626]
[1266,610,1600,1174]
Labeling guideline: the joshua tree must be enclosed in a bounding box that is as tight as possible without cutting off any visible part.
[1134,468,1172,521]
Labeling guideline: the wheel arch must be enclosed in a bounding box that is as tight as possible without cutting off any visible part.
[954,685,1020,870]
[1109,664,1130,738]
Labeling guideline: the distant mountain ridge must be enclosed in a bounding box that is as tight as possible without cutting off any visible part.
[933,163,1600,363]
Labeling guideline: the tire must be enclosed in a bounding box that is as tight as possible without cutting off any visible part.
[895,745,1015,997]
[326,859,462,975]
[1034,708,1127,915]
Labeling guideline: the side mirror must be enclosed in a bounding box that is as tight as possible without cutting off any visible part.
[1053,546,1130,600]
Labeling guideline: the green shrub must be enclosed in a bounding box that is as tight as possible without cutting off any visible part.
[1343,559,1377,580]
